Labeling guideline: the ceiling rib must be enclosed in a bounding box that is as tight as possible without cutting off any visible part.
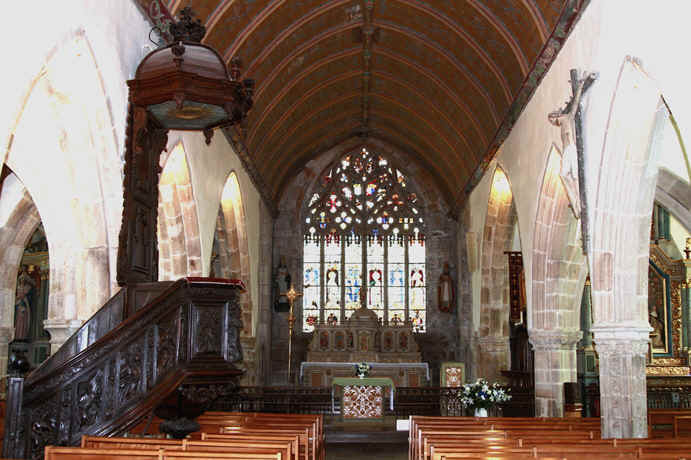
[248,70,361,148]
[222,0,288,62]
[392,0,513,102]
[521,0,549,41]
[374,48,489,144]
[467,0,530,75]
[243,0,352,77]
[375,21,502,122]
[254,48,360,101]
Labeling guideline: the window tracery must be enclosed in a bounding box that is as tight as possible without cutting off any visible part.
[302,148,426,332]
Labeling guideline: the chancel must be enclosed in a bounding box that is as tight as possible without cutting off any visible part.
[0,1,690,459]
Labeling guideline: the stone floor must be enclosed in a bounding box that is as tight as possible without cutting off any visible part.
[324,416,408,460]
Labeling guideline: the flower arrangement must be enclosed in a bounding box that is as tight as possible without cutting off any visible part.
[355,362,371,378]
[458,378,511,411]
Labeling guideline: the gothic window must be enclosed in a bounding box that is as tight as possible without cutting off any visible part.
[302,148,425,332]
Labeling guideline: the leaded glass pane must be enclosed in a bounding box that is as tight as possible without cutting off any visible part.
[344,240,362,316]
[388,309,405,326]
[302,148,427,331]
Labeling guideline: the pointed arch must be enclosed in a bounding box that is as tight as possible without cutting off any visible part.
[0,171,44,375]
[157,142,203,280]
[5,31,121,348]
[530,145,588,417]
[211,171,253,337]
[477,166,518,381]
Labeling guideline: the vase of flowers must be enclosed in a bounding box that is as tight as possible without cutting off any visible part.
[458,378,511,417]
[355,362,371,378]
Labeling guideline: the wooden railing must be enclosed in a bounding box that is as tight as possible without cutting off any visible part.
[3,278,245,460]
[204,385,534,418]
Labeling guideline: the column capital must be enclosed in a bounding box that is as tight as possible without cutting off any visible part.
[591,324,650,356]
[528,329,582,351]
[43,318,83,353]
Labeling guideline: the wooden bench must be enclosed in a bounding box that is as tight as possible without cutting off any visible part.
[45,446,283,460]
[81,436,295,460]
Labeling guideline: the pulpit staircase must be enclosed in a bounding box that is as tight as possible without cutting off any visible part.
[2,278,245,460]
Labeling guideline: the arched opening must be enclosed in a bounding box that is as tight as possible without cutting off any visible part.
[211,171,255,383]
[530,145,588,417]
[157,142,202,280]
[0,170,50,377]
[477,166,519,381]
[5,31,120,351]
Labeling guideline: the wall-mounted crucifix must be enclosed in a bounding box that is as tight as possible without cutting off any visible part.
[548,68,597,254]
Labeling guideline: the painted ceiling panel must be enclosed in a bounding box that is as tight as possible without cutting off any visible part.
[154,0,582,214]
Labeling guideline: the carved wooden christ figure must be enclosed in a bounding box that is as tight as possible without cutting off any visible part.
[548,69,597,220]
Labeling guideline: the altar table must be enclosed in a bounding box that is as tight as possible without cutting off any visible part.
[332,377,395,418]
[301,362,429,387]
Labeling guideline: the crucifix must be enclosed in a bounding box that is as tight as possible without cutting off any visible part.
[548,68,597,253]
[282,283,302,384]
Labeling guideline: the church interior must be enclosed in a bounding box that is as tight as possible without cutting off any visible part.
[1,0,691,459]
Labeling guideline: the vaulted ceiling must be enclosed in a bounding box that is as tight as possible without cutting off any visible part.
[140,0,588,216]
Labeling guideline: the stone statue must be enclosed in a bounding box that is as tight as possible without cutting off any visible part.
[437,262,455,313]
[274,255,291,312]
[548,70,597,220]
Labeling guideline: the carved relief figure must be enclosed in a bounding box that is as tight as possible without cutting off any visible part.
[437,262,455,313]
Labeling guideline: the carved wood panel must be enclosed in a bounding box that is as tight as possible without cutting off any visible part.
[3,280,244,460]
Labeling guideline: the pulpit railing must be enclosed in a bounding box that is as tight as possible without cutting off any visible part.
[3,278,245,460]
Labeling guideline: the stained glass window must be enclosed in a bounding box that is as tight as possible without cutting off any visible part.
[302,148,426,331]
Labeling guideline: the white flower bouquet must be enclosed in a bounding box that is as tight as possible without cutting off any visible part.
[458,378,511,410]
[355,362,371,378]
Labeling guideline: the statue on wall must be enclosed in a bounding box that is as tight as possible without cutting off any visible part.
[14,265,36,341]
[438,262,455,313]
[274,255,291,312]
[548,69,597,220]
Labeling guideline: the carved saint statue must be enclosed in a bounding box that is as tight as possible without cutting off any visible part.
[274,255,291,312]
[548,70,597,220]
[14,265,36,341]
[437,262,455,313]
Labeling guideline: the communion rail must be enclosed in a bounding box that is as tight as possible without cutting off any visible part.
[3,278,245,460]
[209,385,535,417]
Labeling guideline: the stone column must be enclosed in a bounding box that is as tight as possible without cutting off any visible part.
[476,336,509,382]
[591,326,649,438]
[43,318,82,354]
[529,329,581,417]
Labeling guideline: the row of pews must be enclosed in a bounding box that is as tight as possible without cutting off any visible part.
[409,416,691,460]
[43,412,323,460]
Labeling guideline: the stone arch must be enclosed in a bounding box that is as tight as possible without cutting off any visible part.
[0,171,43,374]
[212,171,256,385]
[477,166,518,380]
[212,171,253,336]
[157,142,202,280]
[5,30,121,350]
[589,57,665,438]
[530,145,588,417]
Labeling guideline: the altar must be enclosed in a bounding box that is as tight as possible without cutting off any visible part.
[302,305,429,387]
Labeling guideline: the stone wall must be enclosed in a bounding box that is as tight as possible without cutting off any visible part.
[270,143,461,385]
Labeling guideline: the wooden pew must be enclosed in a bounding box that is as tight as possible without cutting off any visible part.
[81,436,295,460]
[45,446,283,460]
